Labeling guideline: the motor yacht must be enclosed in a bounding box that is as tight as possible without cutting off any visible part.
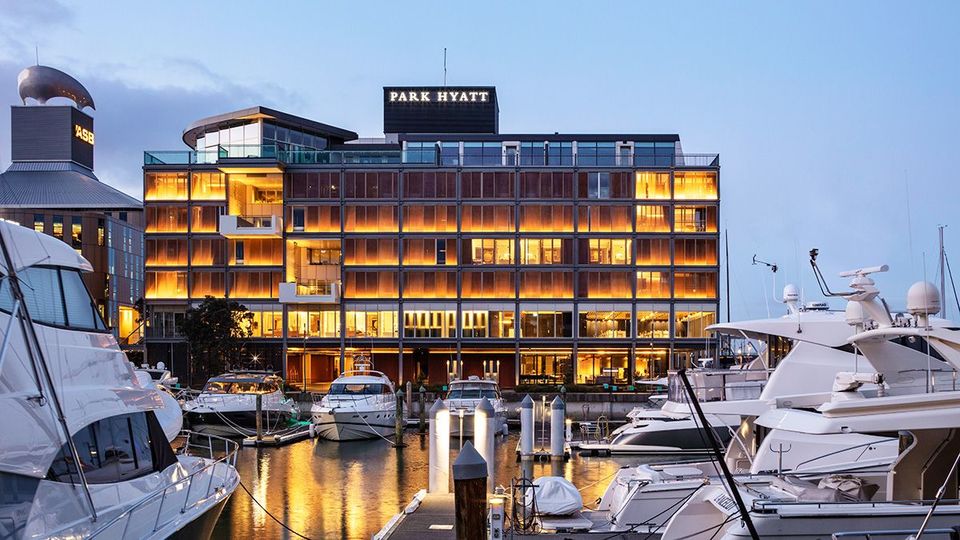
[183,371,300,438]
[0,220,239,539]
[444,376,508,436]
[310,360,397,441]
[139,361,179,389]
[133,367,184,442]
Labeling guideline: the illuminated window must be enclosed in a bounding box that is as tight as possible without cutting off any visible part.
[71,216,82,249]
[584,239,632,265]
[345,310,398,338]
[519,311,572,338]
[33,214,43,233]
[403,271,457,298]
[286,205,340,233]
[145,271,187,299]
[191,238,226,266]
[402,171,456,198]
[520,172,573,198]
[637,304,671,339]
[520,238,566,265]
[244,307,283,338]
[635,347,670,379]
[190,172,225,200]
[674,205,718,233]
[519,205,573,232]
[636,238,670,265]
[229,271,281,298]
[227,173,283,219]
[577,205,633,233]
[97,219,104,247]
[344,205,398,233]
[402,238,457,266]
[285,172,339,199]
[344,172,398,198]
[637,271,671,299]
[579,311,631,338]
[674,238,718,266]
[461,205,514,232]
[146,238,187,266]
[191,271,225,298]
[229,239,282,266]
[461,171,514,198]
[636,205,671,232]
[403,310,456,338]
[190,206,221,233]
[344,271,398,298]
[465,238,514,265]
[674,171,718,200]
[674,272,717,299]
[343,238,398,265]
[578,271,632,298]
[461,310,515,338]
[519,353,571,385]
[288,309,340,338]
[635,172,671,199]
[519,271,573,298]
[147,206,188,233]
[145,172,188,201]
[461,271,515,298]
[675,304,717,338]
[576,351,628,385]
[52,215,63,240]
[402,205,457,232]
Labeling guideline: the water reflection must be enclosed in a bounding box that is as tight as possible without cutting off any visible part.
[212,432,660,539]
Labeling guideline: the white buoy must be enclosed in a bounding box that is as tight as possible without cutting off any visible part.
[429,398,451,494]
[550,396,565,460]
[474,397,496,492]
[520,395,534,459]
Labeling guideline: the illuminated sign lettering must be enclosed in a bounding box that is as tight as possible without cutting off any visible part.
[388,90,490,103]
[74,124,94,145]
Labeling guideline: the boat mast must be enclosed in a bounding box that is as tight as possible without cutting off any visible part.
[940,225,947,320]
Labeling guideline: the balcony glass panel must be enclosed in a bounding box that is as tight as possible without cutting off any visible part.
[674,205,718,233]
[145,172,188,201]
[636,204,671,232]
[191,271,225,298]
[145,238,187,266]
[674,171,718,200]
[635,172,671,199]
[190,172,225,200]
[146,206,188,233]
[145,271,187,299]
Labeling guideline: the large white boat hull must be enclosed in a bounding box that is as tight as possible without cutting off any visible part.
[312,407,396,441]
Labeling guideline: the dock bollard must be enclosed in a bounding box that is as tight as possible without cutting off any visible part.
[394,389,406,448]
[550,396,565,461]
[474,397,496,492]
[405,381,412,417]
[520,395,534,461]
[453,441,487,540]
[255,393,263,442]
[428,399,450,494]
[418,385,426,433]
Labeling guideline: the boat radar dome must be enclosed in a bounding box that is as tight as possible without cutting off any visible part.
[783,284,800,303]
[17,65,95,110]
[906,281,940,325]
[844,300,866,328]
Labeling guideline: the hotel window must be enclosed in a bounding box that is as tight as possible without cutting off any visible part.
[519,205,573,232]
[229,271,281,298]
[436,240,447,265]
[546,142,574,166]
[674,205,718,233]
[461,172,514,199]
[344,205,398,233]
[635,142,676,167]
[440,142,460,166]
[579,310,631,338]
[345,309,398,338]
[229,239,282,266]
[191,271,225,298]
[583,238,632,265]
[464,238,514,265]
[635,172,671,199]
[403,142,437,165]
[674,171,718,200]
[292,207,305,231]
[577,205,633,233]
[636,238,671,265]
[520,238,567,265]
[146,206,188,233]
[191,238,226,266]
[576,142,617,166]
[344,271,398,298]
[244,307,283,338]
[144,172,188,201]
[33,214,43,233]
[637,271,671,298]
[402,238,457,266]
[519,271,573,298]
[520,353,571,385]
[674,272,717,299]
[674,304,717,338]
[461,309,515,338]
[285,205,340,233]
[403,309,456,338]
[97,219,104,247]
[71,216,82,249]
[344,172,398,199]
[53,215,63,240]
[402,205,457,232]
[461,205,514,232]
[402,171,456,198]
[306,246,338,265]
[343,238,398,265]
[519,310,573,338]
[462,142,503,167]
[190,172,225,200]
[578,271,632,299]
[637,304,671,338]
[403,270,457,298]
[579,172,632,199]
[285,172,339,199]
[189,205,221,233]
[636,205,671,232]
[288,309,340,338]
[675,238,718,266]
[576,351,629,385]
[461,270,515,298]
[146,238,187,266]
[145,271,187,299]
[519,142,546,166]
[520,171,573,199]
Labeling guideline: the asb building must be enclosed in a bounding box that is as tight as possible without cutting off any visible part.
[143,86,720,389]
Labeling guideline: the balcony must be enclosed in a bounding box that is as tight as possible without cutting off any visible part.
[219,215,282,238]
[279,281,339,304]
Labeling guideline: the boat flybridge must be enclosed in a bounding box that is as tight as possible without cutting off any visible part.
[658,269,960,539]
[444,376,509,436]
[586,264,958,535]
[183,370,300,438]
[310,356,397,441]
[0,220,239,539]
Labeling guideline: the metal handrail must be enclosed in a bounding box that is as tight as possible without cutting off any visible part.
[833,528,960,539]
[791,439,889,471]
[86,430,239,539]
[753,497,960,509]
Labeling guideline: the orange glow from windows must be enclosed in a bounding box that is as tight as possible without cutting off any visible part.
[674,272,717,299]
[191,172,226,200]
[635,172,671,199]
[674,205,718,233]
[343,238,398,265]
[578,271,632,298]
[145,238,187,266]
[146,206,188,233]
[227,173,283,218]
[345,310,399,338]
[636,205,671,232]
[145,172,188,201]
[637,307,670,338]
[519,271,573,298]
[636,238,670,265]
[145,271,187,299]
[244,309,284,338]
[190,206,221,233]
[465,238,514,265]
[674,171,718,200]
[229,271,281,298]
[191,271,225,298]
[519,205,573,232]
[344,271,398,298]
[117,305,140,343]
[402,205,457,232]
[637,271,670,299]
[403,271,457,298]
[402,238,457,266]
[461,270,515,298]
[520,238,567,264]
[461,205,514,232]
[674,238,718,266]
[674,307,717,338]
[288,309,340,338]
[285,239,341,283]
[286,205,340,233]
[584,238,632,265]
[344,205,398,233]
[191,238,226,266]
[577,205,633,233]
[229,238,283,266]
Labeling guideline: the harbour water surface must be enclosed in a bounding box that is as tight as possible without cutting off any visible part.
[211,432,663,539]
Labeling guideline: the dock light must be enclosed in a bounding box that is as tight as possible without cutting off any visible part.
[488,496,505,540]
[458,408,465,449]
[565,418,573,442]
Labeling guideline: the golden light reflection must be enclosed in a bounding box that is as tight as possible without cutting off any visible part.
[635,171,670,199]
[674,171,718,200]
[635,205,671,232]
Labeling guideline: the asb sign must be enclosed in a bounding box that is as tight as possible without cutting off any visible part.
[74,124,94,145]
[383,86,499,134]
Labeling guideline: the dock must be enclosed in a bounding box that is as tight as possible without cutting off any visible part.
[241,423,315,447]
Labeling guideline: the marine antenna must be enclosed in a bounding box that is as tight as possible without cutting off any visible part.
[809,248,845,297]
[443,47,447,86]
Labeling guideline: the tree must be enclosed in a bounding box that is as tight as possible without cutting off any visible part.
[177,296,253,384]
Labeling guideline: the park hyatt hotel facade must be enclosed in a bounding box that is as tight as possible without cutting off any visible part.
[143,86,720,389]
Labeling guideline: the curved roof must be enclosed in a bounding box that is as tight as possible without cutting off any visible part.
[17,65,95,110]
[182,105,358,148]
[0,162,141,210]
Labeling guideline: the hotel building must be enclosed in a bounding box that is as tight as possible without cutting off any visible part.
[143,86,719,389]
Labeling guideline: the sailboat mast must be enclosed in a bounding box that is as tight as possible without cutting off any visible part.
[940,225,947,319]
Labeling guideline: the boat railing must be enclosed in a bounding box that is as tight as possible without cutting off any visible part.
[666,368,772,404]
[87,430,239,539]
[791,440,890,472]
[751,497,960,511]
[832,528,960,539]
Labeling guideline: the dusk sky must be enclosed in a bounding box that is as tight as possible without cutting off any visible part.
[1,0,957,320]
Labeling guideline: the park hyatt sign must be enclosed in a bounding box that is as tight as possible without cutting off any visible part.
[383,86,499,134]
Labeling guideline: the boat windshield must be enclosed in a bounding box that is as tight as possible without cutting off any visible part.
[203,381,278,394]
[328,383,387,395]
[447,386,499,400]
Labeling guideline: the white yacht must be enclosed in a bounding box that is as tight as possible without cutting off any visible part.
[133,368,184,442]
[139,361,179,389]
[183,371,300,438]
[0,220,239,539]
[444,376,508,436]
[310,362,397,441]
